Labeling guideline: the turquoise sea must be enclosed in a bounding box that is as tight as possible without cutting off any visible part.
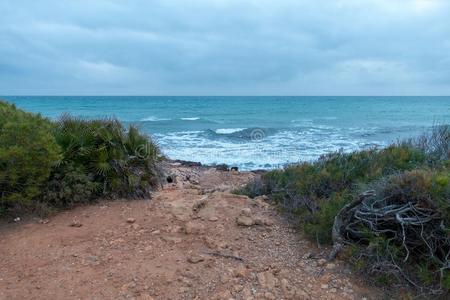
[3,96,450,170]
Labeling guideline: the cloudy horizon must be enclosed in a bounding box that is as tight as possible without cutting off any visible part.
[1,0,450,95]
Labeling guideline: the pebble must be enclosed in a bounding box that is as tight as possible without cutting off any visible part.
[240,208,252,217]
[187,255,205,264]
[69,221,82,227]
[236,216,254,226]
[126,218,136,224]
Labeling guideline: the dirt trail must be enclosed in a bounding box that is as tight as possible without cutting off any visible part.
[0,163,378,299]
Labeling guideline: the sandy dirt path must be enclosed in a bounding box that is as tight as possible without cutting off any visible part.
[0,163,378,299]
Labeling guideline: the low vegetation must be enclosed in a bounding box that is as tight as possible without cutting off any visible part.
[0,101,162,216]
[238,125,450,295]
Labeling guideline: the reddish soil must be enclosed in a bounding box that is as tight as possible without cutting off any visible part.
[0,163,380,299]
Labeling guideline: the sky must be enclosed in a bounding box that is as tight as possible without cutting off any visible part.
[1,0,450,95]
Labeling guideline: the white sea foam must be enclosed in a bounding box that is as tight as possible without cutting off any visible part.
[181,117,200,121]
[154,126,379,170]
[215,128,247,134]
[140,116,171,122]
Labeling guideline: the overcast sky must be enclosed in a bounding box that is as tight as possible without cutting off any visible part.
[1,0,450,95]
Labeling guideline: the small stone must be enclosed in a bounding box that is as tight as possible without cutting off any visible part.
[236,216,254,226]
[233,265,249,278]
[69,221,82,227]
[264,292,276,300]
[184,221,205,234]
[321,284,329,289]
[14,217,21,222]
[263,219,274,226]
[326,263,336,270]
[126,218,136,224]
[209,216,219,222]
[240,208,252,217]
[187,255,205,264]
[318,258,327,266]
[162,236,183,244]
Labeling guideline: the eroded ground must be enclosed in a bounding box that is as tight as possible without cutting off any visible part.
[0,163,378,299]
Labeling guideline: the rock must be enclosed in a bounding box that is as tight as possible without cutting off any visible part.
[321,284,329,289]
[184,221,205,235]
[162,236,183,244]
[253,216,264,225]
[212,290,233,300]
[69,221,82,227]
[318,258,327,266]
[326,263,336,270]
[137,294,155,300]
[264,292,276,300]
[209,216,219,222]
[253,216,274,226]
[294,288,309,298]
[233,265,249,278]
[240,208,252,217]
[126,218,136,224]
[215,164,229,171]
[257,271,278,289]
[263,219,274,226]
[236,216,254,227]
[14,217,21,222]
[187,255,205,264]
[230,167,239,171]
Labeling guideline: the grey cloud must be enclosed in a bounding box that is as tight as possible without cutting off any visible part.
[1,0,450,95]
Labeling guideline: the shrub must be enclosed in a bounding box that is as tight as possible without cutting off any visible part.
[238,125,449,294]
[247,144,428,242]
[343,170,450,293]
[0,101,61,214]
[52,115,161,199]
[42,162,100,207]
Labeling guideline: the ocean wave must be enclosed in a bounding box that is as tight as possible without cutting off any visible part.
[206,127,277,141]
[181,117,200,121]
[215,128,247,134]
[153,128,377,170]
[140,116,171,122]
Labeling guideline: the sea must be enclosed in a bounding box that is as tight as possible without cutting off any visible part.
[3,96,449,170]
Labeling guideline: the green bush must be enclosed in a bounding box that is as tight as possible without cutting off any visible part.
[246,144,428,242]
[42,162,99,207]
[53,115,161,199]
[347,169,450,292]
[0,101,61,213]
[239,125,449,293]
[0,101,162,216]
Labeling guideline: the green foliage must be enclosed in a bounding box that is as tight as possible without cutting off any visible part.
[42,162,100,207]
[253,144,429,242]
[0,101,61,212]
[53,115,161,198]
[238,125,449,293]
[0,101,162,216]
